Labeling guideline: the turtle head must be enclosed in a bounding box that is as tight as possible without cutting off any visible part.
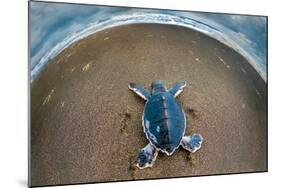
[151,81,167,94]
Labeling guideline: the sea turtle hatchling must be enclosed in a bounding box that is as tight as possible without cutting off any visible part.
[128,81,203,169]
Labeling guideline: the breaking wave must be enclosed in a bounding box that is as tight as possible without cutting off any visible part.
[31,12,266,82]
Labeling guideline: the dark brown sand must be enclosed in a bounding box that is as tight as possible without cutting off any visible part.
[30,24,267,186]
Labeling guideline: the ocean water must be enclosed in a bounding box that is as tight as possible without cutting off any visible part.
[30,2,267,82]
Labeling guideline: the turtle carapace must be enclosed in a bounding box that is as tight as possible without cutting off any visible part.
[128,81,203,169]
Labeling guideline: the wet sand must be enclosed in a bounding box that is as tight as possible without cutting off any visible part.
[30,24,267,186]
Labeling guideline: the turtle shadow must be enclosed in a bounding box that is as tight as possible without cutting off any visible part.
[131,94,146,104]
[186,152,196,167]
[159,148,197,167]
[184,106,199,120]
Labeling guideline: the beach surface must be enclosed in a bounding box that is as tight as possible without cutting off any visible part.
[30,24,267,186]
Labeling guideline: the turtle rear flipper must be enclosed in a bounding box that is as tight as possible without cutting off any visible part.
[181,134,203,153]
[136,144,158,169]
[128,83,151,100]
[169,81,187,97]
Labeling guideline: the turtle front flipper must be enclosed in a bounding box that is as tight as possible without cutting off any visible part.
[169,81,187,97]
[181,134,203,153]
[136,144,158,169]
[128,83,151,100]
